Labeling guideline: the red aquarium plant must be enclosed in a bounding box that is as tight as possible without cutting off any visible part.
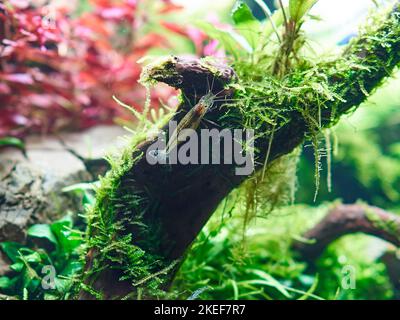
[0,0,183,138]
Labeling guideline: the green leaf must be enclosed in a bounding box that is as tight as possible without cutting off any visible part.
[232,1,257,25]
[27,224,58,245]
[0,242,24,263]
[62,182,97,207]
[0,276,12,290]
[82,191,95,207]
[289,0,318,23]
[50,216,81,254]
[22,269,40,292]
[248,269,292,298]
[23,287,28,300]
[0,137,25,150]
[62,182,96,194]
[60,259,82,277]
[10,262,24,272]
[231,1,261,50]
[22,252,42,264]
[195,21,252,56]
[298,275,319,300]
[51,216,73,234]
[44,293,59,300]
[54,277,71,293]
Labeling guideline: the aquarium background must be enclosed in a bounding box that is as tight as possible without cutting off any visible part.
[0,0,399,300]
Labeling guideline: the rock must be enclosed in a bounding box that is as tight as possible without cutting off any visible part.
[0,125,126,244]
[0,125,127,277]
[0,159,89,243]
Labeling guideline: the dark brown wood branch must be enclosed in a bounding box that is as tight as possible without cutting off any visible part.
[81,2,400,299]
[293,204,400,261]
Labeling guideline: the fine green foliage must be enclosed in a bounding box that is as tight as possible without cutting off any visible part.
[239,150,301,230]
[296,73,400,209]
[231,1,261,49]
[172,202,320,300]
[78,0,400,300]
[0,215,83,300]
[173,203,395,300]
[213,0,400,219]
[75,102,176,299]
[289,0,318,23]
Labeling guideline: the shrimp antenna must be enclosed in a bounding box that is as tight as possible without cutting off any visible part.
[205,74,213,95]
[210,73,216,93]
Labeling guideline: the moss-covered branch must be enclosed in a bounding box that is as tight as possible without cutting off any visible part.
[78,2,400,299]
[293,204,400,261]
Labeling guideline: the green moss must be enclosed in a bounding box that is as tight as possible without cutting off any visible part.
[365,207,400,239]
[139,55,227,88]
[76,107,176,299]
[223,5,400,221]
[137,4,400,236]
[139,56,181,87]
[79,3,400,299]
[239,148,301,231]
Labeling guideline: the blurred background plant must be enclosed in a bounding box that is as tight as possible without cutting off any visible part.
[0,0,399,300]
[0,0,225,139]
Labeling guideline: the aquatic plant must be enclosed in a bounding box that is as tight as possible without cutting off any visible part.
[76,0,400,299]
